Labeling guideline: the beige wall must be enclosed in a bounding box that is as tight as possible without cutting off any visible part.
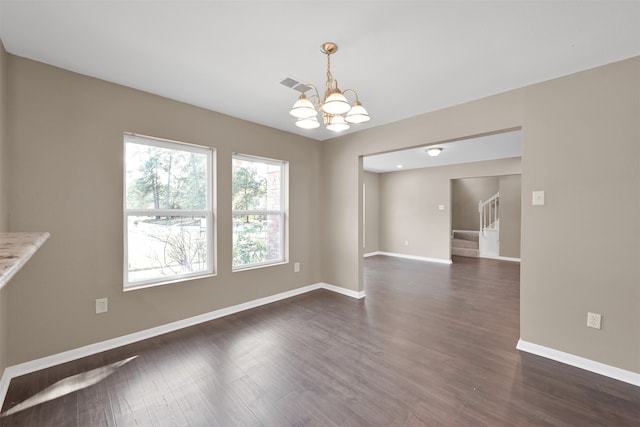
[320,143,364,292]
[378,159,521,260]
[0,42,8,376]
[0,43,7,232]
[452,176,499,231]
[520,58,639,372]
[498,175,521,258]
[322,57,640,373]
[6,56,323,364]
[363,171,379,254]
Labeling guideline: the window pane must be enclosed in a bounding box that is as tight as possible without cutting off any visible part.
[232,214,282,268]
[127,215,209,284]
[232,158,281,211]
[265,162,282,211]
[126,143,208,210]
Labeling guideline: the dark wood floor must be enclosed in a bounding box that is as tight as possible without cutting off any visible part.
[1,255,639,426]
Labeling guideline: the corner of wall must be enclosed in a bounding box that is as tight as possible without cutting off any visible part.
[0,38,8,381]
[0,39,8,231]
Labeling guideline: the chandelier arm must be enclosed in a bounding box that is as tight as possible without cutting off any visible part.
[302,84,322,108]
[341,88,360,103]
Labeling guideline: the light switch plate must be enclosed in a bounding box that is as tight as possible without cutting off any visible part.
[95,298,108,314]
[438,204,445,211]
[532,190,545,206]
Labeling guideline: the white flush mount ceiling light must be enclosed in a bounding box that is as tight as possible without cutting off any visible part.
[426,147,444,157]
[289,42,370,132]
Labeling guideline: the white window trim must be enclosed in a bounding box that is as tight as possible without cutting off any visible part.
[232,153,288,271]
[123,133,215,290]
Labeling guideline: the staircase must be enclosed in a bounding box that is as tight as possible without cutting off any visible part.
[451,231,479,258]
[479,192,500,257]
[451,192,500,259]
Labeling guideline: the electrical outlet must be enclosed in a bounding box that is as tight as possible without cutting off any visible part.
[294,262,300,273]
[96,298,108,314]
[587,312,601,329]
[404,240,409,246]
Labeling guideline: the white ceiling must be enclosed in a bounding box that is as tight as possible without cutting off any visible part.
[0,1,639,142]
[363,129,521,173]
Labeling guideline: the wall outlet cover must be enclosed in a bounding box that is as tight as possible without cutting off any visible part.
[587,312,601,329]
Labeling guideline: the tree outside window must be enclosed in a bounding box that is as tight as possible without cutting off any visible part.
[232,155,287,269]
[124,134,214,289]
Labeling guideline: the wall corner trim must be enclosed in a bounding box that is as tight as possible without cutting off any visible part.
[516,339,640,387]
[0,282,363,406]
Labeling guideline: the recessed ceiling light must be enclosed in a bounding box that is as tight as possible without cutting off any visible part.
[396,164,403,168]
[426,147,443,157]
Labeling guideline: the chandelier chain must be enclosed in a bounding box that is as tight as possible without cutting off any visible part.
[326,52,335,92]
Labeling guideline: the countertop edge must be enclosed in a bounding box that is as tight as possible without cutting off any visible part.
[0,232,50,290]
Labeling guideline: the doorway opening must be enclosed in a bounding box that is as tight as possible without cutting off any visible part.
[451,174,521,262]
[362,129,521,264]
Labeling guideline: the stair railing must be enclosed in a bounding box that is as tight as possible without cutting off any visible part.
[479,192,500,236]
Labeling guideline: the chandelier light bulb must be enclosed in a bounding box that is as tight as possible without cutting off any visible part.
[295,116,320,129]
[345,101,370,124]
[322,91,351,115]
[325,114,350,132]
[289,94,317,119]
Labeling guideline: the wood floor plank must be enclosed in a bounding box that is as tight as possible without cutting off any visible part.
[1,255,638,426]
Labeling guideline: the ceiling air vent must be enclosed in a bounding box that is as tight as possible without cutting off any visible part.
[280,77,310,93]
[280,77,298,88]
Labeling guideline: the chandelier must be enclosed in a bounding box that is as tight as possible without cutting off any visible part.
[289,42,370,132]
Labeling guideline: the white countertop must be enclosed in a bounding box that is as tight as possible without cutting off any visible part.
[0,232,50,289]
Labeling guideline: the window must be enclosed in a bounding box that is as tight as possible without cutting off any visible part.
[124,134,214,290]
[232,154,287,270]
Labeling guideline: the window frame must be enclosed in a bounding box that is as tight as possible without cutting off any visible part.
[123,133,215,290]
[232,153,288,271]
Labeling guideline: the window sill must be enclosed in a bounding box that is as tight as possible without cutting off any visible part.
[124,272,216,292]
[232,260,287,273]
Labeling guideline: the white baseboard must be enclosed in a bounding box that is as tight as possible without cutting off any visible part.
[374,250,517,265]
[319,282,365,299]
[480,255,521,263]
[377,251,452,265]
[516,339,640,387]
[0,281,363,406]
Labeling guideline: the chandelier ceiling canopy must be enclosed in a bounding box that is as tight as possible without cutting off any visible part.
[289,42,370,132]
